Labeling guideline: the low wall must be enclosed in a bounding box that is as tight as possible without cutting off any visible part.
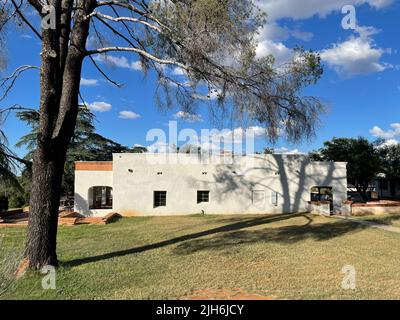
[309,201,331,216]
[349,201,400,216]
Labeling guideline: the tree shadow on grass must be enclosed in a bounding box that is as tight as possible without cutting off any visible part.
[361,214,400,226]
[173,218,367,255]
[63,213,366,268]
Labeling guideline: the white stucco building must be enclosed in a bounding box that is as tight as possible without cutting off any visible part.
[74,153,347,217]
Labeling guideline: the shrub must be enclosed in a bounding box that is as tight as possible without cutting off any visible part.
[0,196,8,212]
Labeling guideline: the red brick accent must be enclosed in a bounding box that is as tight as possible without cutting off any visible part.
[352,201,400,207]
[75,162,113,171]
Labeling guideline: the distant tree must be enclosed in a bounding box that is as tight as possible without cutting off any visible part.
[310,137,380,201]
[17,107,130,197]
[377,143,400,178]
[0,132,21,191]
[178,144,201,154]
[0,125,28,210]
[377,143,400,195]
[131,145,148,153]
[262,147,274,154]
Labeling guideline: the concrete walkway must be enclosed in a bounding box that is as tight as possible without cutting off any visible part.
[331,215,400,234]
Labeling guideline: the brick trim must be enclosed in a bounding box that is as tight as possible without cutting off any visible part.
[352,202,400,208]
[75,162,113,171]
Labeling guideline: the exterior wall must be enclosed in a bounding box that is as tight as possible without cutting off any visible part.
[74,162,113,217]
[351,203,400,216]
[109,154,347,217]
[310,202,331,216]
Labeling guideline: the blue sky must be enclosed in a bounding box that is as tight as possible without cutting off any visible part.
[1,0,400,158]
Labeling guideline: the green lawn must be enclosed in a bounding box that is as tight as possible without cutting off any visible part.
[1,213,400,300]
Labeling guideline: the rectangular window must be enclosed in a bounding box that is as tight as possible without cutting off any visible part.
[197,191,210,203]
[271,191,278,206]
[154,191,167,207]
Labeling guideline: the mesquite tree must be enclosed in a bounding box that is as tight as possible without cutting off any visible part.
[1,0,324,268]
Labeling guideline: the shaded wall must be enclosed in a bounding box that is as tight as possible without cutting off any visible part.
[110,154,347,217]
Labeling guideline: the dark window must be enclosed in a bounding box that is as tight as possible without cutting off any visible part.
[197,191,210,203]
[379,179,388,190]
[310,186,333,212]
[154,191,167,207]
[90,186,112,209]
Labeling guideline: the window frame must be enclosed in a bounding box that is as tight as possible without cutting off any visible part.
[197,190,210,203]
[271,191,278,206]
[89,186,113,210]
[154,191,167,208]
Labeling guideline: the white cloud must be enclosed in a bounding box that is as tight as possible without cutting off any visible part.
[380,139,399,147]
[118,110,141,119]
[192,88,224,101]
[257,22,313,43]
[256,39,294,65]
[254,1,393,70]
[173,111,203,123]
[289,29,314,42]
[146,126,267,153]
[370,123,400,139]
[171,67,187,76]
[209,126,266,144]
[81,78,99,86]
[147,141,176,153]
[257,0,393,21]
[87,101,112,112]
[320,27,390,78]
[273,147,303,154]
[94,55,143,71]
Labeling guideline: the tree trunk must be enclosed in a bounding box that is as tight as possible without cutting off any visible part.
[25,145,67,268]
[357,186,369,203]
[24,0,95,269]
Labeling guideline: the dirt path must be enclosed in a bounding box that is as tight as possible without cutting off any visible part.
[179,289,278,300]
[332,215,400,234]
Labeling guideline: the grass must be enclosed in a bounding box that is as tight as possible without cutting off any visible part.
[353,213,400,228]
[1,213,400,300]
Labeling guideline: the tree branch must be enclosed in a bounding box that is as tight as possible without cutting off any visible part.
[11,0,42,40]
[86,47,188,70]
[27,0,44,13]
[87,11,162,33]
[88,55,122,88]
[95,0,172,33]
[0,65,40,102]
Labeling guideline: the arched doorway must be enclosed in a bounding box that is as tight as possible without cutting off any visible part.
[311,186,333,212]
[89,186,113,210]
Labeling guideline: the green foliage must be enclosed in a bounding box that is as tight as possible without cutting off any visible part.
[0,129,22,192]
[147,0,324,143]
[377,143,400,180]
[17,107,131,197]
[262,147,274,154]
[0,195,8,212]
[310,137,381,200]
